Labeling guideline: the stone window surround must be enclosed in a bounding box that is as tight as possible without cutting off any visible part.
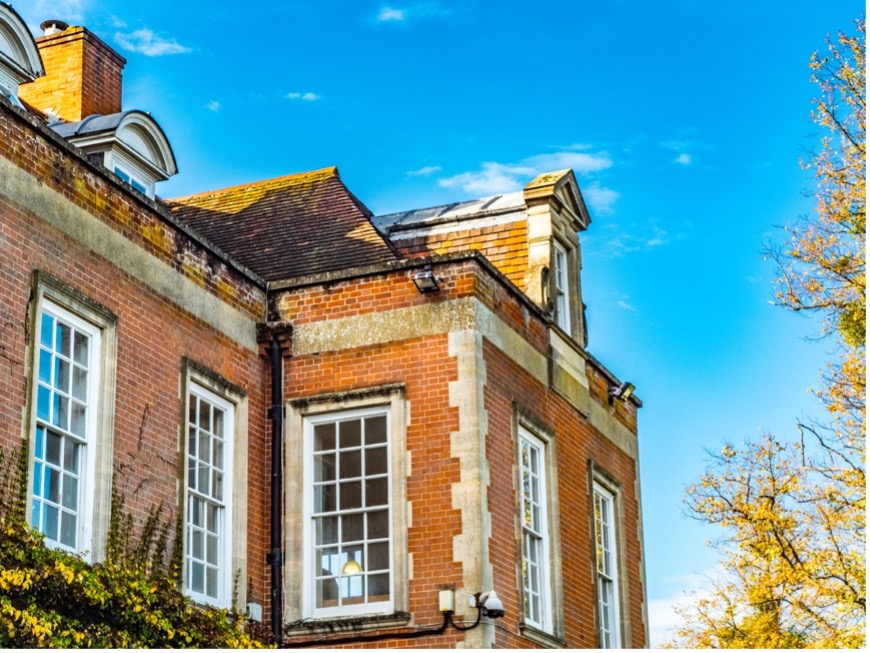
[284,384,409,630]
[514,407,565,647]
[589,462,629,648]
[179,357,249,611]
[24,270,118,563]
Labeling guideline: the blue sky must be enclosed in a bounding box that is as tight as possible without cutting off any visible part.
[16,0,864,646]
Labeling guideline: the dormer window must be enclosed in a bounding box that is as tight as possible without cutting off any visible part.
[552,241,570,332]
[51,110,177,199]
[0,4,46,106]
[113,163,150,196]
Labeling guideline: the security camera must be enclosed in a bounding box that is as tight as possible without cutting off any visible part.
[479,590,505,619]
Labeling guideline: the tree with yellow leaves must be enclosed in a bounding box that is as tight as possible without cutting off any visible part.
[668,19,865,649]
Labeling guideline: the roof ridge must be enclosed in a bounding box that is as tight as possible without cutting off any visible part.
[167,166,339,203]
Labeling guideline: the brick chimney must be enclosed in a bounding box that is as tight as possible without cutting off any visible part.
[18,21,126,122]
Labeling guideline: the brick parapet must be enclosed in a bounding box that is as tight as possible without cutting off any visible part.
[0,98,266,319]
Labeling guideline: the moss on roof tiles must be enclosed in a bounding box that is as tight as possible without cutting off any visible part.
[166,167,397,282]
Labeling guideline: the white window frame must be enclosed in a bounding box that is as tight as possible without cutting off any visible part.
[30,302,100,553]
[518,427,552,633]
[552,241,571,333]
[593,481,621,648]
[104,150,156,198]
[285,385,408,627]
[303,406,393,619]
[183,382,234,608]
[26,272,117,563]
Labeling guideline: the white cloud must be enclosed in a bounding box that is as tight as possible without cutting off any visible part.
[524,151,612,175]
[376,3,450,23]
[675,153,692,165]
[206,100,221,112]
[438,150,613,197]
[114,29,191,56]
[582,181,620,214]
[287,92,320,101]
[407,165,442,177]
[599,224,673,257]
[439,162,536,195]
[32,0,84,21]
[378,7,406,21]
[615,299,636,312]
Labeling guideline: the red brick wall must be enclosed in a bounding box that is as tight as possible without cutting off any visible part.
[19,27,125,122]
[390,220,529,290]
[0,103,270,616]
[483,339,645,648]
[276,260,644,648]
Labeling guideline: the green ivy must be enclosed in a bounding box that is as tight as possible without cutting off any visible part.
[0,446,272,648]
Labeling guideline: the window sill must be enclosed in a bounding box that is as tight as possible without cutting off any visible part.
[520,623,566,648]
[284,611,411,638]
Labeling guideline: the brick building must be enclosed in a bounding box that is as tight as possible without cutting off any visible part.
[0,5,647,648]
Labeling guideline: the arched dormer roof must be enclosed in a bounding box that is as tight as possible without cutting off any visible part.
[0,3,44,86]
[53,109,178,180]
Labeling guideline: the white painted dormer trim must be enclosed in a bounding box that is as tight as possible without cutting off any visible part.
[53,110,178,199]
[0,4,45,102]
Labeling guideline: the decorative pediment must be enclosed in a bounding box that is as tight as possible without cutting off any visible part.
[523,169,591,232]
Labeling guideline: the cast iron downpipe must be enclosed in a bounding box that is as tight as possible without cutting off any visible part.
[268,337,284,644]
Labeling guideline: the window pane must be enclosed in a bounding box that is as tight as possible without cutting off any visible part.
[55,359,70,393]
[365,446,387,475]
[365,416,387,444]
[38,350,52,383]
[206,567,218,599]
[317,546,339,576]
[45,467,59,502]
[43,504,58,541]
[207,504,219,534]
[339,481,362,510]
[72,366,87,401]
[314,484,336,513]
[37,385,50,421]
[207,534,218,565]
[40,314,53,347]
[56,322,71,357]
[314,453,335,482]
[60,511,76,547]
[192,529,203,559]
[213,469,223,501]
[33,462,43,500]
[367,509,389,539]
[212,408,224,439]
[314,423,334,451]
[70,401,86,437]
[339,450,361,480]
[316,579,339,608]
[63,436,79,474]
[339,419,361,448]
[213,440,224,471]
[62,476,78,510]
[368,573,390,599]
[365,477,388,507]
[316,516,339,545]
[53,394,69,429]
[191,561,204,593]
[46,431,61,465]
[35,427,45,458]
[368,542,389,571]
[198,402,210,430]
[341,513,364,543]
[73,331,89,366]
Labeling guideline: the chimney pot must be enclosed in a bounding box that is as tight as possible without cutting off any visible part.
[40,20,69,36]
